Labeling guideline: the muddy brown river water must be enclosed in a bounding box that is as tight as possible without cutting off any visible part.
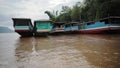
[0,33,120,68]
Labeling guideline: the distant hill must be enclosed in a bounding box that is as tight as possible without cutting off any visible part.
[0,26,14,33]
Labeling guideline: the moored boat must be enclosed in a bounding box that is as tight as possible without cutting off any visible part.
[34,20,52,36]
[12,18,33,36]
[80,16,120,33]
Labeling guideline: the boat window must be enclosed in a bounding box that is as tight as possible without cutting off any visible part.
[104,18,120,24]
[72,24,78,26]
[65,25,69,27]
[65,24,71,27]
[15,22,29,26]
[105,20,109,24]
[87,23,93,25]
[111,18,120,24]
[53,25,61,28]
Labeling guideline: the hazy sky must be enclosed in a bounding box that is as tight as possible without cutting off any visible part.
[0,0,83,29]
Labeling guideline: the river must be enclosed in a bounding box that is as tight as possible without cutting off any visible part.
[0,33,120,68]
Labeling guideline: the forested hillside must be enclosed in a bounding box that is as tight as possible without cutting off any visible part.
[45,0,120,23]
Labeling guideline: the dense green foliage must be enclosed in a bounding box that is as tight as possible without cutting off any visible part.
[45,0,120,23]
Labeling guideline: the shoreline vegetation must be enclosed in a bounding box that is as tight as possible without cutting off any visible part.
[45,0,120,25]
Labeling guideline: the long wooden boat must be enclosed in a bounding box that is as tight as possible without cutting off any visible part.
[12,18,33,36]
[34,20,52,36]
[80,16,120,33]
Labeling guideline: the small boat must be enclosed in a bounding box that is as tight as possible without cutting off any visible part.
[64,22,80,32]
[34,20,52,36]
[52,22,65,33]
[80,16,120,33]
[12,18,33,36]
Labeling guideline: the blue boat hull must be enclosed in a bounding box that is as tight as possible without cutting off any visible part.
[80,26,120,33]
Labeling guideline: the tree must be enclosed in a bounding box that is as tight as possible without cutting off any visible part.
[45,0,120,23]
[45,11,56,22]
[59,6,72,22]
[71,2,81,22]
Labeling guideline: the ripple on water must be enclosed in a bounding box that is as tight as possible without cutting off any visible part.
[16,46,97,68]
[14,34,120,68]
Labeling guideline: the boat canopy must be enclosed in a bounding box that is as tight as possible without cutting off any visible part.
[100,16,120,24]
[64,22,79,25]
[85,21,95,25]
[53,22,65,28]
[64,22,80,27]
[53,22,65,25]
[12,18,33,27]
[85,16,120,25]
[34,20,52,23]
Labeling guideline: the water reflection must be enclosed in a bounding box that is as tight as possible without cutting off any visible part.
[14,34,120,68]
[0,33,19,68]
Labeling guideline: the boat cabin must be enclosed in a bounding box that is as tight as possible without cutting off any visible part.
[12,18,33,36]
[81,16,120,33]
[64,22,80,31]
[52,22,65,32]
[100,16,120,25]
[34,20,52,35]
